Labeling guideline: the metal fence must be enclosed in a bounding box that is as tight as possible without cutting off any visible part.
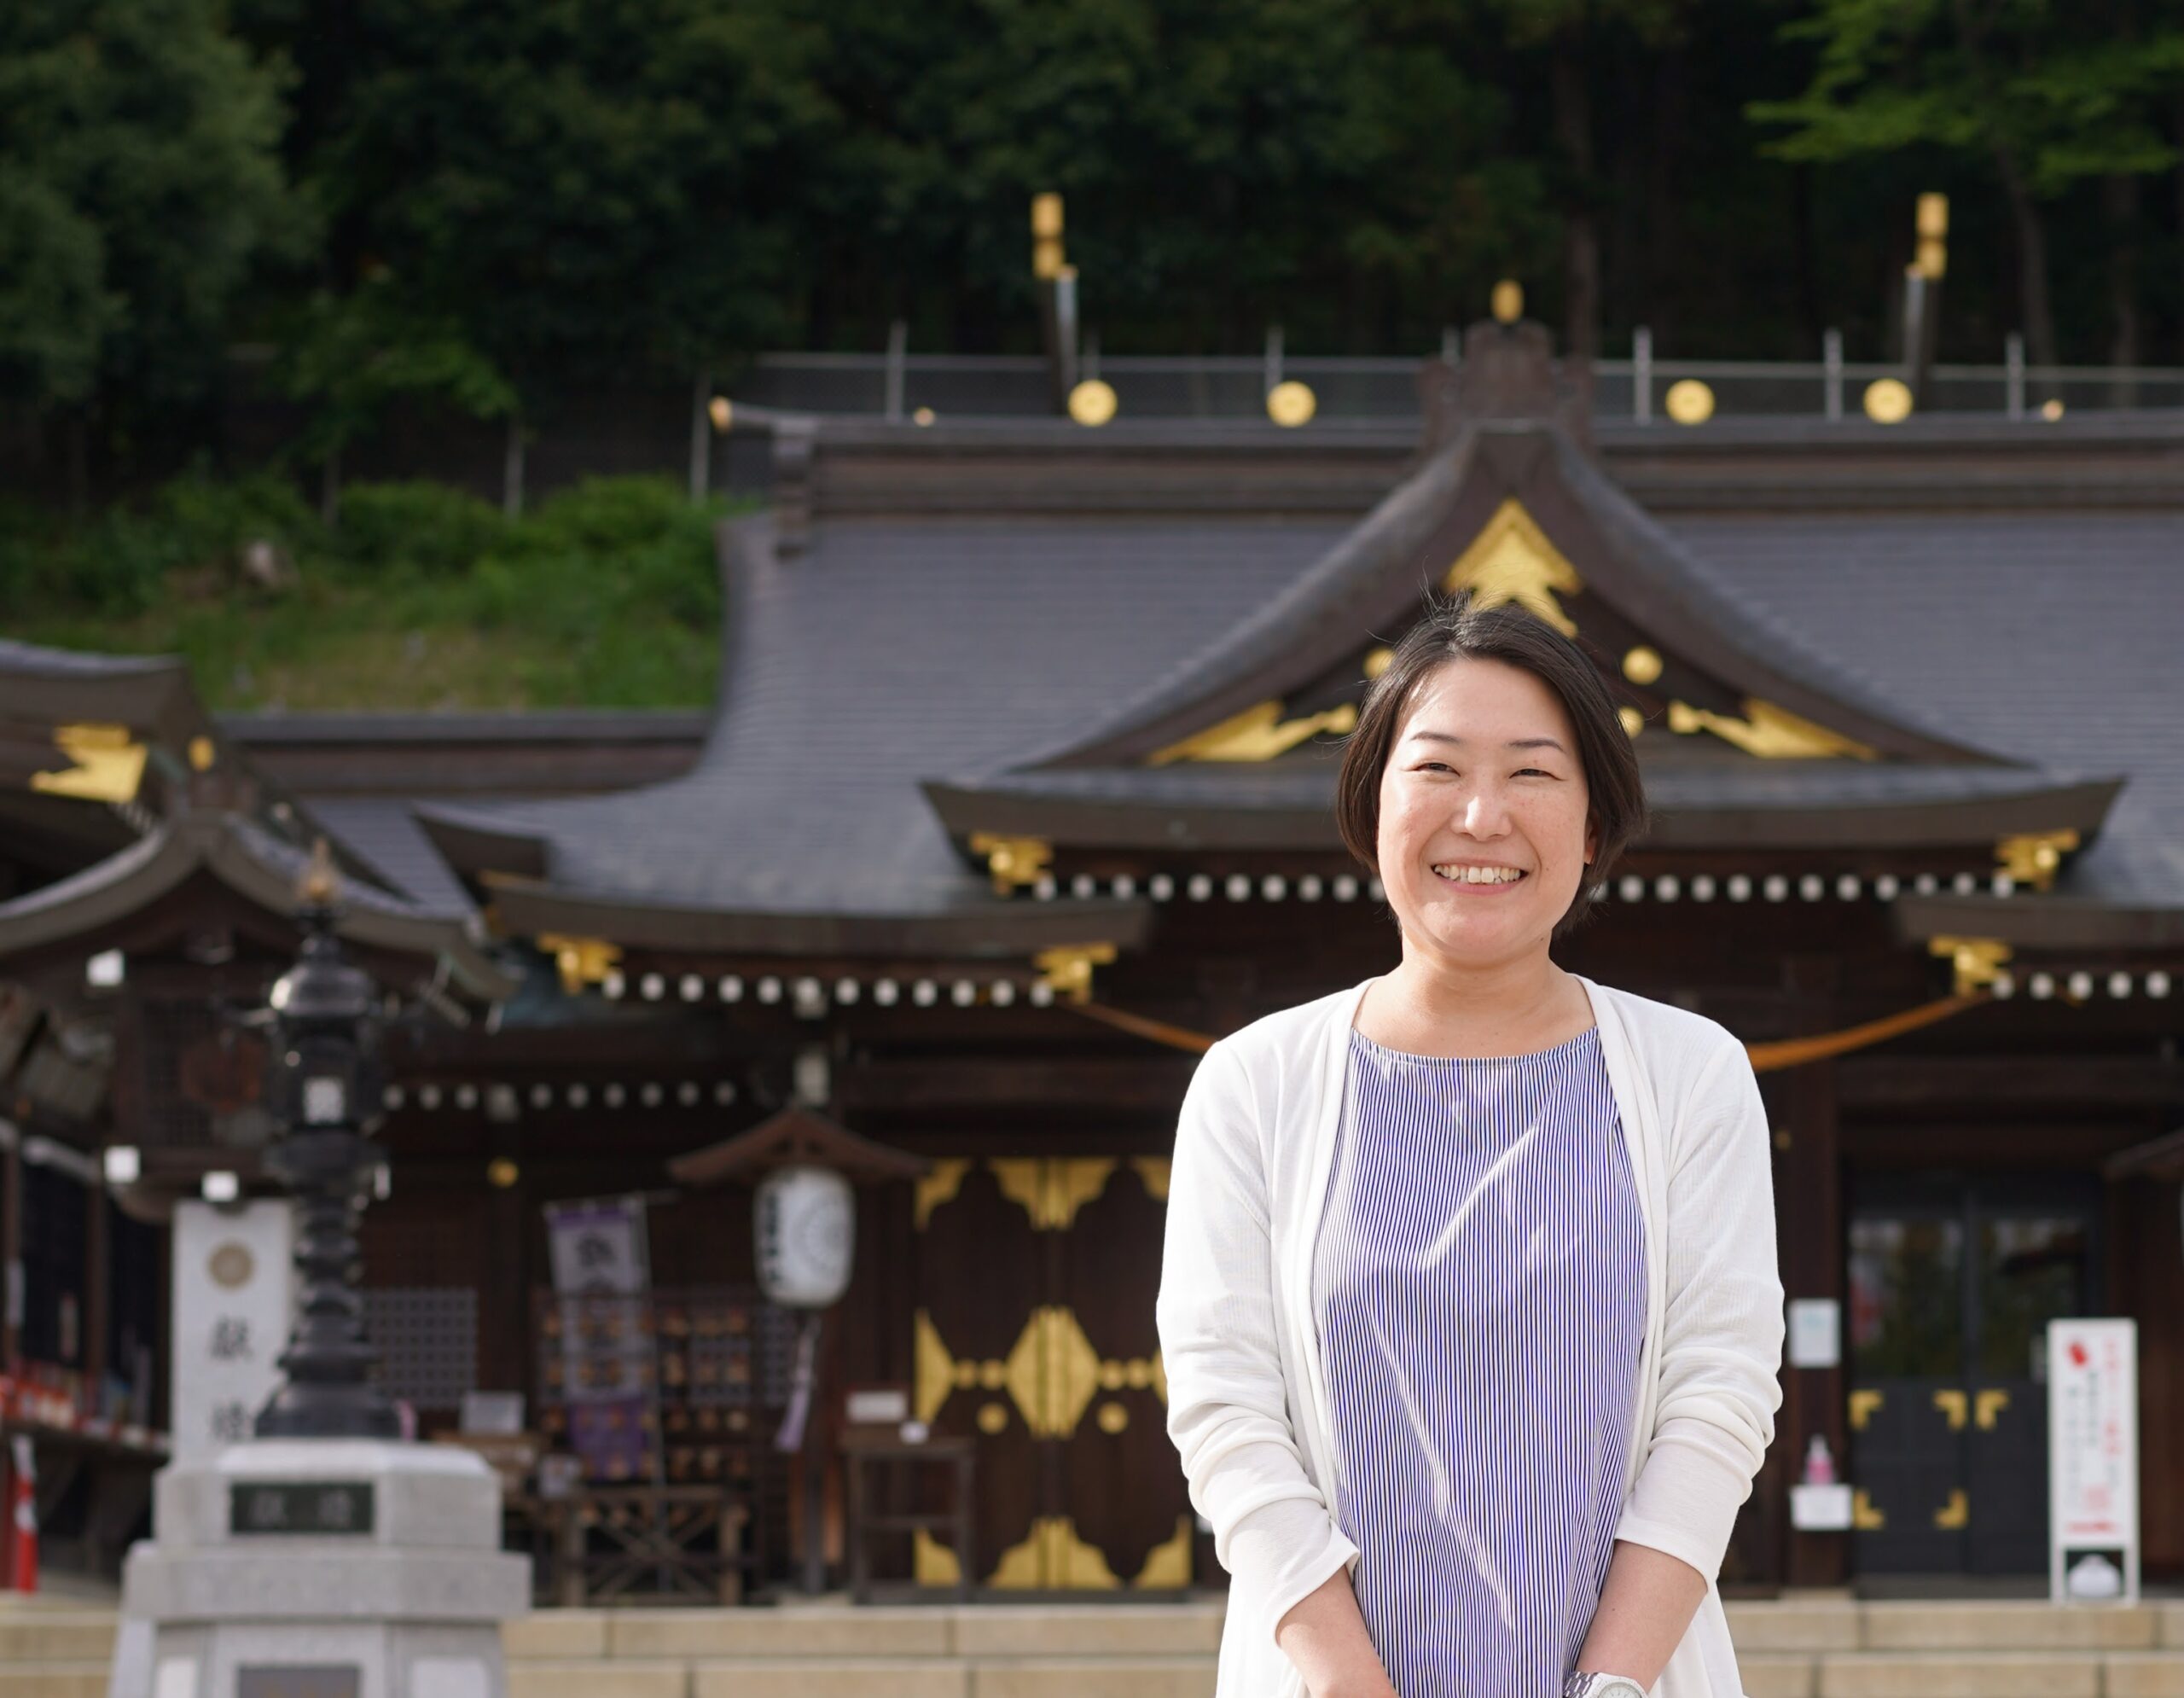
[737,336,2184,425]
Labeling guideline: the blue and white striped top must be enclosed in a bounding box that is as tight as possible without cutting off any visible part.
[1311,1026,1645,1698]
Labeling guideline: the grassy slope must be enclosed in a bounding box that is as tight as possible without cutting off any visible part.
[5,476,736,712]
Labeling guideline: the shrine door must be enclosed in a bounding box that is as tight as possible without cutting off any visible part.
[913,1155,1193,1590]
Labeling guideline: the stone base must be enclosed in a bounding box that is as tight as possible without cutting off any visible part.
[107,1439,527,1698]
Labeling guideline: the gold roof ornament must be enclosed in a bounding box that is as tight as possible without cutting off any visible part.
[1863,378,1914,424]
[1666,697,1876,760]
[1032,192,1066,280]
[299,837,342,906]
[1914,192,1949,281]
[1491,279,1524,324]
[537,933,623,996]
[30,723,148,803]
[1148,697,1357,765]
[1442,498,1583,636]
[707,396,733,433]
[1618,706,1645,738]
[1622,645,1664,686]
[1930,935,2011,997]
[1995,829,2079,891]
[188,736,217,773]
[1266,380,1317,427]
[1033,942,1116,1004]
[968,832,1053,893]
[1066,379,1118,427]
[1664,381,1716,426]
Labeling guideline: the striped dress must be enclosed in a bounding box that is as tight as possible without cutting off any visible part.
[1311,1026,1645,1698]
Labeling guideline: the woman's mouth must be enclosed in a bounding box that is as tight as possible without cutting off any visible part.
[1430,863,1527,887]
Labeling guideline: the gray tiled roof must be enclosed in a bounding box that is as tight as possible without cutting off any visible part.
[0,639,181,680]
[1661,510,2184,904]
[427,514,1351,915]
[299,797,482,917]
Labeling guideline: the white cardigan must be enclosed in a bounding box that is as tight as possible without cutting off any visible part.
[1157,977,1785,1698]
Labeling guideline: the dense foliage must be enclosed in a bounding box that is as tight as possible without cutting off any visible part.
[4,0,2183,489]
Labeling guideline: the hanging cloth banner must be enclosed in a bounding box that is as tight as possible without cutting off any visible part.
[544,1197,659,1483]
[1071,990,1989,1075]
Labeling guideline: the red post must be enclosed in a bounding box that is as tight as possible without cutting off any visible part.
[8,1434,36,1593]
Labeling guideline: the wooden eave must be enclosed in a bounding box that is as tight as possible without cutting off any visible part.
[922,770,2121,858]
[479,872,1154,960]
[1893,890,2184,952]
[0,812,516,1003]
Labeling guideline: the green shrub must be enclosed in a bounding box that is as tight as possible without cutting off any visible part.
[337,480,505,578]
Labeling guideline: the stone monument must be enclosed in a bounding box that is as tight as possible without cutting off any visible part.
[109,847,526,1698]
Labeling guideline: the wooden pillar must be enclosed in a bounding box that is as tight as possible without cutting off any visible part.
[84,1183,109,1404]
[479,1127,528,1399]
[2,1137,20,1372]
[0,1137,20,1591]
[1773,958,1847,1589]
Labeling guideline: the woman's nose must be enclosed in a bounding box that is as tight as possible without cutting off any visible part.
[1458,785,1510,836]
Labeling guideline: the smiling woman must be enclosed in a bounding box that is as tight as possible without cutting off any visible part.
[1157,594,1785,1698]
[1335,592,1647,947]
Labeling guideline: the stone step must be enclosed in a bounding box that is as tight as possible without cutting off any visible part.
[1816,1651,2107,1698]
[0,1613,119,1662]
[1859,1601,2161,1652]
[0,1665,107,1698]
[2107,1654,2184,1698]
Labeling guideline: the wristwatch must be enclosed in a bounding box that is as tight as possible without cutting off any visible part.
[1562,1676,1647,1698]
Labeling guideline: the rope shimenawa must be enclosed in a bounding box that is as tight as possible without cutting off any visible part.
[1072,991,1993,1075]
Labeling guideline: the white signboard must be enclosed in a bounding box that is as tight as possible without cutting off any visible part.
[171,1201,295,1460]
[1786,1299,1841,1369]
[2048,1317,2138,1604]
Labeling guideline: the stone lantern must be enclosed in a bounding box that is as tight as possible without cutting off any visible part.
[255,842,399,1440]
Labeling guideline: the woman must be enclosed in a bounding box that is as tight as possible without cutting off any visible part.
[1157,595,1783,1698]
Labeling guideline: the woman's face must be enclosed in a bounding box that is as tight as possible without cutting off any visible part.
[1375,656,1595,973]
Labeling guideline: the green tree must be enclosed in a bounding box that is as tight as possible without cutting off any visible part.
[1751,0,2184,371]
[299,0,830,407]
[0,0,299,495]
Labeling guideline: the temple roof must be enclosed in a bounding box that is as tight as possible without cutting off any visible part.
[0,639,514,1000]
[411,369,2184,957]
[417,512,1350,949]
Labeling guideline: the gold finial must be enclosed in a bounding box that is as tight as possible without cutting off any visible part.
[537,933,624,995]
[1266,381,1316,427]
[1863,378,1914,424]
[1033,943,1118,1004]
[1618,706,1644,738]
[299,837,341,907]
[1930,935,2010,997]
[1622,646,1664,686]
[1914,193,1949,280]
[1032,193,1066,279]
[1490,280,1524,324]
[1066,380,1118,427]
[1664,381,1715,426]
[969,833,1054,893]
[707,396,733,433]
[1995,829,2078,892]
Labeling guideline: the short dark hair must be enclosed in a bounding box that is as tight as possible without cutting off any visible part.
[1333,593,1647,935]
